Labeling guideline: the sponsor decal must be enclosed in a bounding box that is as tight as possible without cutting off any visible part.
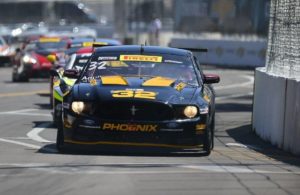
[90,78,97,86]
[39,38,60,42]
[125,88,144,92]
[81,75,101,82]
[82,42,108,47]
[102,123,158,132]
[70,43,82,48]
[164,60,183,64]
[111,90,156,99]
[120,55,162,62]
[175,82,187,91]
[88,61,127,71]
[79,59,88,63]
[98,56,118,61]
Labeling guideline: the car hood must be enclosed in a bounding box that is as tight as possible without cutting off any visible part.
[72,76,200,104]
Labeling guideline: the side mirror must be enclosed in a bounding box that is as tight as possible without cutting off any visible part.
[63,69,79,79]
[47,54,57,63]
[203,74,220,84]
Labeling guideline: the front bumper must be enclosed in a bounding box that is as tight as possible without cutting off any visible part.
[62,111,208,148]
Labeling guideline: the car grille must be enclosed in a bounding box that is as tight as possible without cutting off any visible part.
[93,101,174,121]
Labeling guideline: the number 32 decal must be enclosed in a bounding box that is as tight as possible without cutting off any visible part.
[111,90,156,100]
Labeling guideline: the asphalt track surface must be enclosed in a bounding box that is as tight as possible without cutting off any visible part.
[0,66,299,195]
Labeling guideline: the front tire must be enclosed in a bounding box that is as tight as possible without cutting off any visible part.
[55,104,65,152]
[203,115,214,155]
[52,99,62,126]
[56,121,65,152]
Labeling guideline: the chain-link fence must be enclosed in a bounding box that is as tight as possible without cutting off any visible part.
[266,0,300,79]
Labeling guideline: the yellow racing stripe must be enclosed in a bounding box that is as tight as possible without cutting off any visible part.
[142,77,175,87]
[65,139,202,149]
[101,75,128,85]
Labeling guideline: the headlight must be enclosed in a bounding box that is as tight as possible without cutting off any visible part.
[71,101,85,114]
[71,101,92,115]
[183,106,198,118]
[23,55,37,64]
[0,47,9,56]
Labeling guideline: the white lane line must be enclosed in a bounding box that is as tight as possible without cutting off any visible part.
[0,109,51,117]
[215,75,254,90]
[0,109,38,114]
[0,112,51,117]
[0,138,56,153]
[27,122,53,143]
[2,137,30,140]
[216,92,253,101]
[225,143,261,150]
[180,165,300,174]
[0,163,299,175]
[0,138,40,149]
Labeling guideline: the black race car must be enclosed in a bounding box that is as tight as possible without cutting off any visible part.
[57,45,220,155]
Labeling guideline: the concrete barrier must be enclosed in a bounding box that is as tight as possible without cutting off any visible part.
[283,79,300,155]
[252,68,287,148]
[169,38,267,67]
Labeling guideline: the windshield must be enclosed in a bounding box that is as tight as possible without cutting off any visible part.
[81,53,198,86]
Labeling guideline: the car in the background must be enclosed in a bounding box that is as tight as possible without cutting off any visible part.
[0,36,14,66]
[65,38,121,56]
[49,38,121,108]
[51,47,93,125]
[55,45,220,155]
[11,37,70,82]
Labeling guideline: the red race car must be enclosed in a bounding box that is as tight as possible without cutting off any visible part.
[12,37,70,82]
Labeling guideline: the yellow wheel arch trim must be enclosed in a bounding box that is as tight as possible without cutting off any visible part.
[64,139,203,149]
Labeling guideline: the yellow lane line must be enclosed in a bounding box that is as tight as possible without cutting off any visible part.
[0,90,49,98]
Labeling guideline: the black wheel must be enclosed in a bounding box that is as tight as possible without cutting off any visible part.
[55,99,65,152]
[56,119,65,152]
[53,99,62,126]
[20,75,29,82]
[12,65,21,82]
[12,73,19,82]
[14,63,29,82]
[211,116,215,150]
[203,128,212,155]
[203,116,214,155]
[13,72,29,82]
